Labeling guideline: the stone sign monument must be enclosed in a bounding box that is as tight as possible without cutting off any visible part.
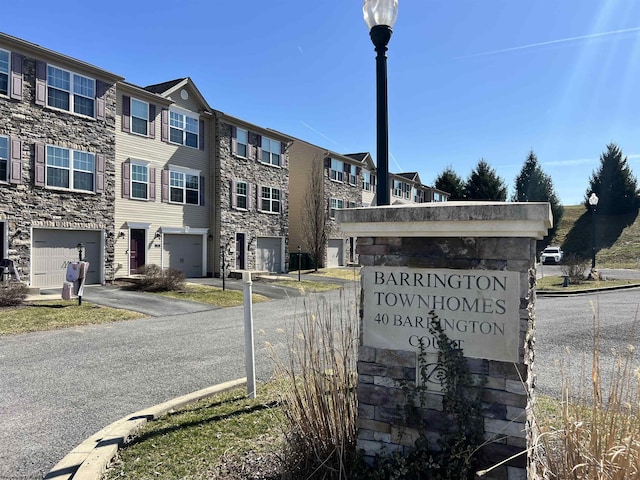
[337,202,552,480]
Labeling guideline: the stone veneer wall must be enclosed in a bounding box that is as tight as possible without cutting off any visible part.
[324,172,361,264]
[338,202,551,480]
[0,54,117,283]
[214,121,289,274]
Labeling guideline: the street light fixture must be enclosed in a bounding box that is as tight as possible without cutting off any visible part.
[589,192,599,270]
[363,0,398,207]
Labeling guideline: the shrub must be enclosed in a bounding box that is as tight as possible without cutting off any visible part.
[271,287,360,479]
[136,264,185,292]
[561,254,589,284]
[0,282,28,307]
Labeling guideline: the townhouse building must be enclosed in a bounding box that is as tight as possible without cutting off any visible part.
[288,139,363,268]
[0,33,122,288]
[115,78,212,278]
[213,113,291,276]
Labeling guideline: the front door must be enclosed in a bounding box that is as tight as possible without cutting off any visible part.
[235,233,246,270]
[129,229,146,274]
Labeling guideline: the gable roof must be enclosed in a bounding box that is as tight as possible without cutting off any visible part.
[396,172,421,183]
[344,152,376,170]
[144,77,212,113]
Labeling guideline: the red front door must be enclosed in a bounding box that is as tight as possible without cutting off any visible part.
[129,229,146,274]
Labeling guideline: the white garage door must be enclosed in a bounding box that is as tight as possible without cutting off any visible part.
[163,234,203,277]
[32,229,101,288]
[327,239,344,268]
[256,237,282,273]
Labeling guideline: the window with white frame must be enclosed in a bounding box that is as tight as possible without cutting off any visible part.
[0,49,8,96]
[0,136,7,181]
[169,110,199,148]
[330,158,343,182]
[169,169,200,204]
[47,65,95,117]
[46,145,95,191]
[345,164,357,185]
[131,162,149,199]
[131,98,149,136]
[261,137,281,166]
[236,128,248,157]
[330,198,343,218]
[362,170,371,191]
[235,180,248,209]
[393,179,402,197]
[404,183,411,199]
[260,186,280,213]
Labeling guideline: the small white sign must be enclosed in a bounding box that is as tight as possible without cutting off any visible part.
[362,267,521,363]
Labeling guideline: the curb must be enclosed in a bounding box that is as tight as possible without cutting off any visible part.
[44,378,247,480]
[537,282,640,296]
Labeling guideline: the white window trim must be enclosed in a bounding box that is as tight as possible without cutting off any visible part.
[330,198,344,218]
[130,98,149,137]
[169,107,199,148]
[0,48,9,97]
[260,137,281,167]
[260,186,281,214]
[46,64,96,118]
[235,127,248,158]
[45,145,96,193]
[0,135,8,182]
[130,159,150,200]
[168,165,200,205]
[330,159,344,183]
[234,180,248,211]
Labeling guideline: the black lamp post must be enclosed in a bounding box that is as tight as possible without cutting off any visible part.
[589,193,599,270]
[364,0,398,207]
[298,245,302,282]
[221,245,226,291]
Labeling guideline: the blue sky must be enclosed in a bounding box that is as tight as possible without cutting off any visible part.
[4,0,640,205]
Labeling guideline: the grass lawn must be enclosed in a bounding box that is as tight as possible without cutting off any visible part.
[536,275,640,291]
[159,284,269,307]
[271,279,341,293]
[103,384,283,479]
[309,267,361,282]
[0,301,146,335]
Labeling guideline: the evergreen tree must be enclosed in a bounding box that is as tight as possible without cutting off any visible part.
[434,166,465,200]
[511,150,564,243]
[585,143,640,215]
[464,159,507,201]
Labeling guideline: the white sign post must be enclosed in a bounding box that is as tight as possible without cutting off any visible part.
[243,271,256,398]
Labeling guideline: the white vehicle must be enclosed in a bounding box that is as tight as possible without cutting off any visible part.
[540,246,563,264]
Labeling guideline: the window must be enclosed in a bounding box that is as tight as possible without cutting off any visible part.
[0,136,7,181]
[169,170,200,204]
[330,158,343,182]
[131,98,149,136]
[47,65,95,116]
[330,198,344,218]
[404,183,411,199]
[0,49,8,96]
[261,137,281,166]
[236,128,248,157]
[393,179,403,197]
[362,171,371,191]
[131,162,149,199]
[170,110,198,148]
[414,188,425,203]
[345,164,357,185]
[235,181,248,209]
[260,186,280,213]
[46,145,95,191]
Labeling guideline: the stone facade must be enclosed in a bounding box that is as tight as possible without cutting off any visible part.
[214,117,290,275]
[337,203,551,480]
[0,34,120,286]
[325,169,362,264]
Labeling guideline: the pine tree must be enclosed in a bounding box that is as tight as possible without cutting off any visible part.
[464,159,507,201]
[585,143,640,215]
[434,166,465,200]
[511,150,564,243]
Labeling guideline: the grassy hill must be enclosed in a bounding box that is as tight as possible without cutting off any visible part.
[549,205,640,268]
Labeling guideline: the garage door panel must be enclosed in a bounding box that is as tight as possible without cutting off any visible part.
[32,230,101,288]
[256,237,282,273]
[163,234,202,278]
